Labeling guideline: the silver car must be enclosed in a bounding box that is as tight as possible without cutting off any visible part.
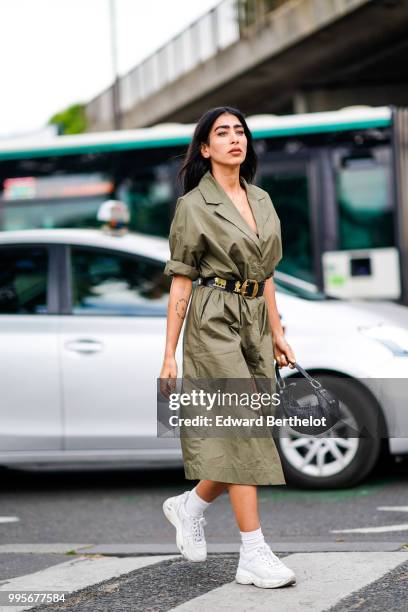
[1,228,407,489]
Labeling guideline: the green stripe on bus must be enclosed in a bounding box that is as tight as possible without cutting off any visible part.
[254,118,391,137]
[0,118,391,160]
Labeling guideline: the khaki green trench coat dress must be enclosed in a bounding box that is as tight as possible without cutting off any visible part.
[164,170,286,485]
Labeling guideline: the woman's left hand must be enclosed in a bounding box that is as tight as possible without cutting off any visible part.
[273,332,296,369]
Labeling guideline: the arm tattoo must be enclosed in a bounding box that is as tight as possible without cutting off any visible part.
[175,297,188,319]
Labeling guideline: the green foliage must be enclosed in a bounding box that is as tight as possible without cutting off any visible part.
[48,103,87,135]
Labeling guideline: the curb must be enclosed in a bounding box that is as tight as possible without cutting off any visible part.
[75,541,408,555]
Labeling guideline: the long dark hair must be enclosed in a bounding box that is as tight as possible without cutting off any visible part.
[177,106,257,195]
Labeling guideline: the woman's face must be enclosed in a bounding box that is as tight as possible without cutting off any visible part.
[200,112,247,168]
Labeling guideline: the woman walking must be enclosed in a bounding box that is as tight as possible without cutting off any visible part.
[159,106,297,589]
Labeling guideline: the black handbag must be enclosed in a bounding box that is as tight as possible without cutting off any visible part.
[274,361,341,436]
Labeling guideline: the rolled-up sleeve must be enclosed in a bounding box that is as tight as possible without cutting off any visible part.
[163,197,205,281]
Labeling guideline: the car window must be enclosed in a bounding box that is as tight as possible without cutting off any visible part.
[0,246,48,314]
[70,246,171,315]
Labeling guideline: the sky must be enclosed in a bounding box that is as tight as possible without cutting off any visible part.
[0,0,220,138]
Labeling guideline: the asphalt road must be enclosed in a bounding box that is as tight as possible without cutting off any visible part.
[0,457,407,550]
[1,459,407,611]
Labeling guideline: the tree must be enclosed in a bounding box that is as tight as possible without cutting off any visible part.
[48,103,87,135]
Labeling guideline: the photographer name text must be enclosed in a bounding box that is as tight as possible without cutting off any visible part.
[169,415,327,427]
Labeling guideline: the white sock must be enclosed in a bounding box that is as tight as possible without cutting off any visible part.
[240,527,265,553]
[184,486,211,517]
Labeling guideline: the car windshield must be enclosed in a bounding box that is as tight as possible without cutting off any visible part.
[274,275,338,301]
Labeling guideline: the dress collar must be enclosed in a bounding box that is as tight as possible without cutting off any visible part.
[197,170,266,251]
[198,169,264,204]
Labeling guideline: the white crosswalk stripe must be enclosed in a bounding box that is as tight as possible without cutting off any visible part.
[0,554,176,612]
[169,552,408,612]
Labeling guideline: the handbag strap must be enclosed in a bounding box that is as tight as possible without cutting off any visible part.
[275,361,287,390]
[275,361,322,390]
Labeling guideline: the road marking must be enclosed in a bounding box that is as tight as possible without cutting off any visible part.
[169,552,408,612]
[331,506,408,534]
[0,517,19,523]
[332,524,408,533]
[0,544,91,554]
[0,554,176,611]
[0,541,404,555]
[378,506,408,512]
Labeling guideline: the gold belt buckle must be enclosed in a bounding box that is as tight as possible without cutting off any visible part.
[240,278,259,298]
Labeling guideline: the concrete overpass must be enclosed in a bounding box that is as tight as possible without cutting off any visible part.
[86,0,408,131]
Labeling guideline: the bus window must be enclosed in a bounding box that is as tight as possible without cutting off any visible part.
[333,148,394,250]
[0,149,180,235]
[0,153,114,231]
[115,158,174,238]
[259,162,315,284]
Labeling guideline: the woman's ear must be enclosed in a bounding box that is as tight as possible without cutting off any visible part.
[200,142,210,159]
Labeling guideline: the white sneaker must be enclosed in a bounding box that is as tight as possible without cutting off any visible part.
[235,543,296,588]
[163,491,207,562]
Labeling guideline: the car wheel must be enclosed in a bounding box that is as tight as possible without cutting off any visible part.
[276,376,383,489]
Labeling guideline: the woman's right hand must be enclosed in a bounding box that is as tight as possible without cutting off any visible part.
[159,355,178,399]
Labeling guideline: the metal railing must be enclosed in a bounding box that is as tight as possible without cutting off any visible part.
[86,0,291,126]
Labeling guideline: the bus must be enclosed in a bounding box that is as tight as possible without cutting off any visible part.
[0,105,407,304]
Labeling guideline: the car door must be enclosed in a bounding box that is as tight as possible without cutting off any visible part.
[59,243,179,450]
[0,244,62,451]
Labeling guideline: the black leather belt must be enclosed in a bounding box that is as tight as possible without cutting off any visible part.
[198,276,266,298]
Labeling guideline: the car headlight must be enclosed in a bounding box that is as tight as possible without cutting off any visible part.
[358,324,408,357]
